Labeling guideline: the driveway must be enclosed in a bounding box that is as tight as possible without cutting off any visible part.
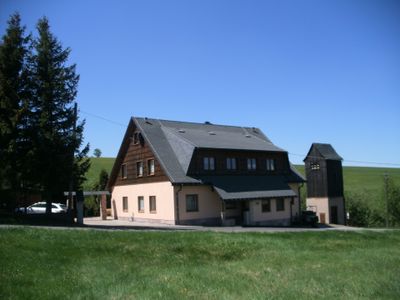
[82,217,369,232]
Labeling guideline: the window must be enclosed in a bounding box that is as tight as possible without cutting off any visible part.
[247,158,257,170]
[136,161,143,177]
[147,159,155,176]
[266,159,275,171]
[262,199,271,212]
[133,132,140,144]
[138,196,144,212]
[122,196,128,212]
[186,194,199,212]
[203,157,215,170]
[311,163,320,170]
[276,198,285,211]
[226,158,237,170]
[225,201,237,210]
[149,196,156,213]
[121,164,127,179]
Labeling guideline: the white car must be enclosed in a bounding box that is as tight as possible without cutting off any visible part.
[15,202,68,214]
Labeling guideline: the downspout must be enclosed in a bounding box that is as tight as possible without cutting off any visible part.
[298,183,304,216]
[290,197,293,226]
[175,184,183,225]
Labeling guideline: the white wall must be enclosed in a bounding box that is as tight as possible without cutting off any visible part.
[250,198,291,225]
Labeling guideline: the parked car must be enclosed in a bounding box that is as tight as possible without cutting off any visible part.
[15,202,68,214]
[301,210,319,227]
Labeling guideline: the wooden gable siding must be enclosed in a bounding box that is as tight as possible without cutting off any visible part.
[114,131,169,186]
[305,146,343,198]
[187,149,290,176]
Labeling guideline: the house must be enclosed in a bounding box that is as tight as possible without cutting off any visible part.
[304,143,345,225]
[107,117,305,226]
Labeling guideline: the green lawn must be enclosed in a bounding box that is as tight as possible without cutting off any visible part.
[1,228,399,299]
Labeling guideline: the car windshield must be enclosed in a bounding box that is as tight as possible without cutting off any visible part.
[31,203,46,208]
[59,204,67,209]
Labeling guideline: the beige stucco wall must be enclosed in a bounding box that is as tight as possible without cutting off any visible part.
[250,198,291,225]
[306,197,345,224]
[111,181,175,224]
[176,185,222,223]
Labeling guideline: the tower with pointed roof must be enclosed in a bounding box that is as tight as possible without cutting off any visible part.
[304,143,345,225]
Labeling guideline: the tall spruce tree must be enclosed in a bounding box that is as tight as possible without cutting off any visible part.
[0,13,31,205]
[29,17,90,213]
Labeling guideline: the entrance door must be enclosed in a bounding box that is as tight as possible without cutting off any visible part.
[241,201,250,226]
[330,206,338,224]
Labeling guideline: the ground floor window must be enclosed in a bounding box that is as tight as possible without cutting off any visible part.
[262,199,271,212]
[225,201,237,210]
[149,196,156,213]
[186,194,199,212]
[122,196,128,212]
[276,198,285,211]
[138,196,144,212]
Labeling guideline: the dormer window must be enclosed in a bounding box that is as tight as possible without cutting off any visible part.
[203,157,215,170]
[226,158,237,170]
[247,158,257,170]
[121,164,127,179]
[266,159,275,171]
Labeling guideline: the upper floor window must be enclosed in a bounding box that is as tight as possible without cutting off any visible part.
[247,158,257,170]
[147,159,155,175]
[226,158,237,170]
[136,161,143,177]
[121,164,127,179]
[203,157,215,171]
[311,163,320,170]
[266,159,275,171]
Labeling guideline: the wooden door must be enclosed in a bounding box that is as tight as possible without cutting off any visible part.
[320,213,326,224]
[330,206,338,224]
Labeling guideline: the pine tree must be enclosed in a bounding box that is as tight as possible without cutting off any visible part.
[29,17,90,213]
[0,13,31,205]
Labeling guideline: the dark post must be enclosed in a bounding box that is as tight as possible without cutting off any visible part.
[68,103,77,209]
[384,172,389,228]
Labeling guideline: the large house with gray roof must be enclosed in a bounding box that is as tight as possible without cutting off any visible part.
[108,117,305,226]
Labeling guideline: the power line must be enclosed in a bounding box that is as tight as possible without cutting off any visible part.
[80,110,126,127]
[289,152,400,167]
[79,110,400,167]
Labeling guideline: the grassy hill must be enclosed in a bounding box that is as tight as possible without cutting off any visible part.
[85,157,400,196]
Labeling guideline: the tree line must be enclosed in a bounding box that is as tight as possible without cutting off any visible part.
[0,13,89,213]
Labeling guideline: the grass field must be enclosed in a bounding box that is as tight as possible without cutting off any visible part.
[83,157,115,190]
[0,228,399,299]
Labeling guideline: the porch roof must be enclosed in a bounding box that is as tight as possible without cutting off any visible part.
[197,175,296,201]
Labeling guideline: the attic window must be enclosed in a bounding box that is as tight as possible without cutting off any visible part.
[178,129,185,133]
[133,132,140,144]
[311,163,320,170]
[208,131,216,135]
[245,134,251,138]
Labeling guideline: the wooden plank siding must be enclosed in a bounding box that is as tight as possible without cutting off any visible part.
[187,148,290,176]
[114,131,169,186]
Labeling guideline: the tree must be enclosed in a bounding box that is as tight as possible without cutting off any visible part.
[85,169,109,216]
[93,148,102,158]
[0,13,31,206]
[29,17,90,213]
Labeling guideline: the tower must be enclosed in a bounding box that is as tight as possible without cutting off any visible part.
[304,143,345,225]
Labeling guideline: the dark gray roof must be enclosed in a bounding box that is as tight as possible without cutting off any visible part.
[306,143,343,161]
[109,117,304,188]
[134,117,286,184]
[197,175,296,200]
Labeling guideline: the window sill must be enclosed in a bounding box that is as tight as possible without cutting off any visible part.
[123,210,128,213]
[138,210,144,213]
[186,210,199,213]
[150,211,157,214]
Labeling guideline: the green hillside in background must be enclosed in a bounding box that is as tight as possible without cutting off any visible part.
[85,158,400,196]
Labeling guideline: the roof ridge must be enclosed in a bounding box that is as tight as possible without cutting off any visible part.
[134,116,260,130]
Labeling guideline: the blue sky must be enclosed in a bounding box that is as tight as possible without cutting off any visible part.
[1,0,399,166]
